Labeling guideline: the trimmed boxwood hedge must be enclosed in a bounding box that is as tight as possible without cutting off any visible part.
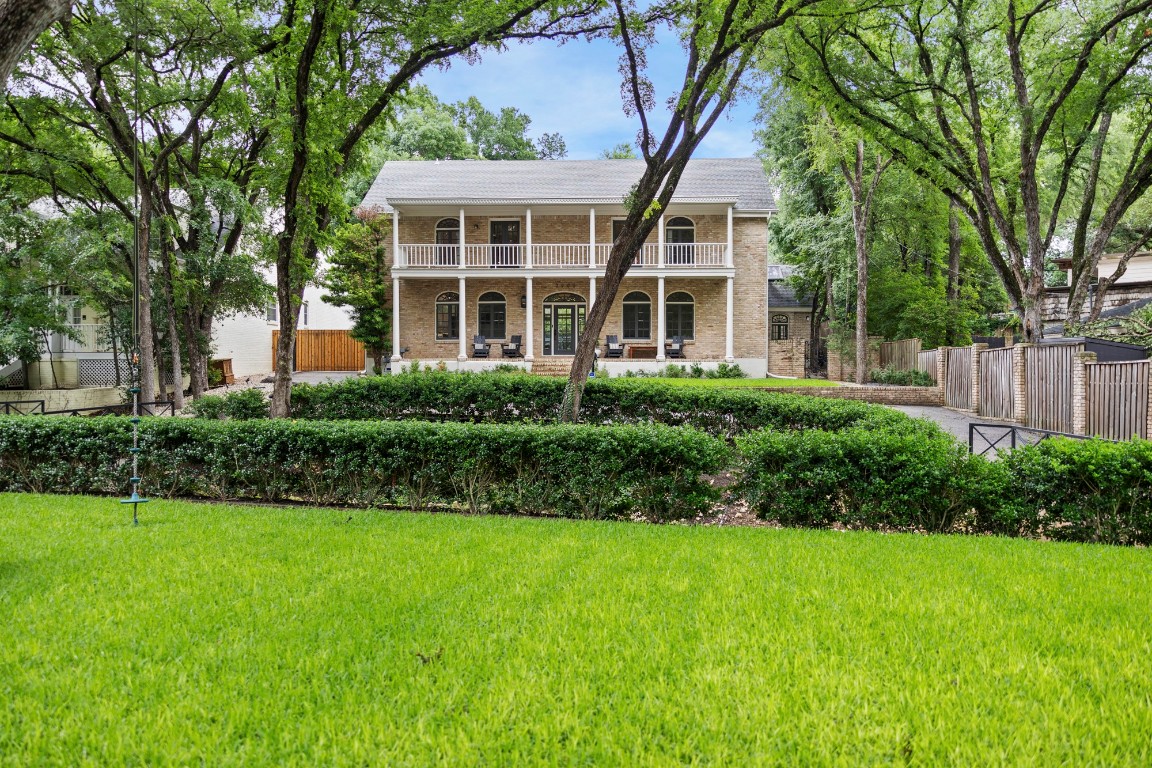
[0,416,727,520]
[289,373,916,437]
[737,427,1152,546]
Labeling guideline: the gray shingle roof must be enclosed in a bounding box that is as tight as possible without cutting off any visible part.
[767,281,810,309]
[361,157,775,212]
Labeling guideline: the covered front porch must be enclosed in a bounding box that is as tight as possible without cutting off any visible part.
[390,274,737,368]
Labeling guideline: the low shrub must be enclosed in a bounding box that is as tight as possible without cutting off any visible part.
[1001,437,1152,546]
[737,425,997,533]
[705,361,745,379]
[290,373,916,438]
[869,367,936,387]
[188,388,269,420]
[0,416,727,520]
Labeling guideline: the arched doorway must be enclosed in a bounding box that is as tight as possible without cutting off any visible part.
[542,292,586,355]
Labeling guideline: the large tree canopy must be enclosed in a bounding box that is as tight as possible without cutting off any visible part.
[775,0,1152,339]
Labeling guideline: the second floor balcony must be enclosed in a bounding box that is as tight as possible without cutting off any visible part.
[399,242,730,270]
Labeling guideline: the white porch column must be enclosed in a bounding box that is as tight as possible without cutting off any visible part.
[726,205,734,268]
[458,276,467,361]
[725,276,735,362]
[657,214,666,268]
[525,277,535,361]
[392,210,401,267]
[589,207,596,268]
[657,276,666,362]
[391,277,401,363]
[589,276,597,307]
[458,209,465,267]
[526,207,533,268]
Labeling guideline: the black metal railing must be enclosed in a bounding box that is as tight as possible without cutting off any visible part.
[38,401,175,418]
[0,400,45,415]
[968,422,1114,456]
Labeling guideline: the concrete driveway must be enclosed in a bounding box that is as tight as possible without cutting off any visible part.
[889,405,1031,455]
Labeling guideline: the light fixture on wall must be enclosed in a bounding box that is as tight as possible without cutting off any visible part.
[520,295,527,308]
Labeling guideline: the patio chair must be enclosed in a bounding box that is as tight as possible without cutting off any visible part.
[666,335,686,359]
[501,335,523,358]
[604,334,624,359]
[472,335,490,358]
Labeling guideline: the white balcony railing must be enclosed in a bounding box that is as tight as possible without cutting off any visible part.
[399,243,728,269]
[58,324,111,353]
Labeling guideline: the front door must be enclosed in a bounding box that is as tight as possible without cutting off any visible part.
[490,220,521,267]
[542,293,586,356]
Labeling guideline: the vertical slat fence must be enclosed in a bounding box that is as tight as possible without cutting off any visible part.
[916,349,938,383]
[945,347,973,410]
[880,338,921,370]
[1024,343,1080,433]
[979,347,1015,419]
[1086,361,1149,440]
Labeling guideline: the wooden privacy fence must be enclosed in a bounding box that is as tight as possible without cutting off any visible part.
[272,330,366,372]
[916,349,938,383]
[978,347,1015,420]
[880,338,921,371]
[1086,360,1149,440]
[945,347,973,410]
[1025,343,1080,433]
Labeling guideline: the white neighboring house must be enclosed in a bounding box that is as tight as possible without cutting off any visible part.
[212,265,358,378]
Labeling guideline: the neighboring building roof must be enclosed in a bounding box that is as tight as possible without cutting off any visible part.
[361,157,776,213]
[767,281,810,309]
[1043,295,1152,336]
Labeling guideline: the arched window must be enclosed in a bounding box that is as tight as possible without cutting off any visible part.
[435,291,459,340]
[665,216,695,265]
[771,314,789,340]
[478,291,506,339]
[665,291,694,340]
[622,290,651,340]
[435,218,460,265]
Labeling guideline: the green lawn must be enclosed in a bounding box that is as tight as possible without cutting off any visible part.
[2,493,1150,766]
[614,376,836,388]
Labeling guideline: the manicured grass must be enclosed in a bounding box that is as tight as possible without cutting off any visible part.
[615,376,836,388]
[2,493,1151,765]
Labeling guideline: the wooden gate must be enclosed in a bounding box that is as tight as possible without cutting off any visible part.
[272,330,365,372]
[916,349,938,383]
[978,347,1015,420]
[945,347,973,410]
[1024,343,1080,432]
[1086,361,1150,440]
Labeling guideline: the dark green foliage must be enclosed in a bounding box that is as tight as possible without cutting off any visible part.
[188,389,269,420]
[869,367,936,387]
[737,424,992,533]
[289,373,911,437]
[1001,438,1152,546]
[0,416,726,520]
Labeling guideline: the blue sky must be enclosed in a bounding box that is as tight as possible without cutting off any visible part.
[418,28,765,160]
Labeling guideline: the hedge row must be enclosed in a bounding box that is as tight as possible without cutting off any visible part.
[738,428,1152,546]
[289,373,919,437]
[0,416,726,520]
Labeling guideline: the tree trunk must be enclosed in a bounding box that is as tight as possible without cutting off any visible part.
[269,241,308,418]
[157,229,185,409]
[946,201,962,344]
[853,207,868,385]
[135,198,157,405]
[0,0,70,92]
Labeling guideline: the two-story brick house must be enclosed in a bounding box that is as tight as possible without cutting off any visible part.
[361,157,809,376]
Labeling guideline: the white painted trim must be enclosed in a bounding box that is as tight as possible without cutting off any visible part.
[525,277,535,361]
[525,207,533,268]
[726,206,734,268]
[391,277,401,362]
[458,277,467,361]
[725,276,735,362]
[588,207,596,268]
[656,276,666,361]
